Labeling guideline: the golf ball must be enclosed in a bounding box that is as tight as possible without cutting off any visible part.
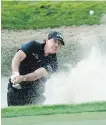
[89,10,94,15]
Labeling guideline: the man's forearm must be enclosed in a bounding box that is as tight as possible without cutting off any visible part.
[23,67,49,82]
[23,72,37,81]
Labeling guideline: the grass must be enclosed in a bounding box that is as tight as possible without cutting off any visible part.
[1,101,106,118]
[1,1,106,30]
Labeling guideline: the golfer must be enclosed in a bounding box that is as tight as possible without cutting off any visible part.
[7,31,65,106]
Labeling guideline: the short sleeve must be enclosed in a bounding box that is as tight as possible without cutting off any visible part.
[19,40,36,56]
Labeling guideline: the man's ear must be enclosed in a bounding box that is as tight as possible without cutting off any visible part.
[43,39,47,43]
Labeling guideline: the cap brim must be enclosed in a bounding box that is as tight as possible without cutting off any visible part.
[52,37,65,45]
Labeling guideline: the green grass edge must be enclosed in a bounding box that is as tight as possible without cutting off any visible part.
[2,101,106,118]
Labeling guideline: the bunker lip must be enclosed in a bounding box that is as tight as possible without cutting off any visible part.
[1,102,106,118]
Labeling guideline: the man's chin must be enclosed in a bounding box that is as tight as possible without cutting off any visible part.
[49,51,56,54]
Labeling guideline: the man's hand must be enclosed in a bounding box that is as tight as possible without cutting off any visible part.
[11,75,24,84]
[11,72,23,89]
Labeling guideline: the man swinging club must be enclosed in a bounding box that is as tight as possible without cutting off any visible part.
[7,31,65,106]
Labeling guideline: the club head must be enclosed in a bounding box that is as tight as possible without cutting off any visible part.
[12,84,22,89]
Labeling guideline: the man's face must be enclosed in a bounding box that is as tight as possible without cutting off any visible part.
[46,38,61,54]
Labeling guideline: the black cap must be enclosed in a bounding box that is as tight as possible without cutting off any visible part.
[48,31,65,45]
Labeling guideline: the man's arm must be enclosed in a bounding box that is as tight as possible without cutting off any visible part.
[22,54,58,82]
[12,67,49,84]
[22,67,49,82]
[12,50,26,73]
[12,40,36,74]
[12,61,56,84]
